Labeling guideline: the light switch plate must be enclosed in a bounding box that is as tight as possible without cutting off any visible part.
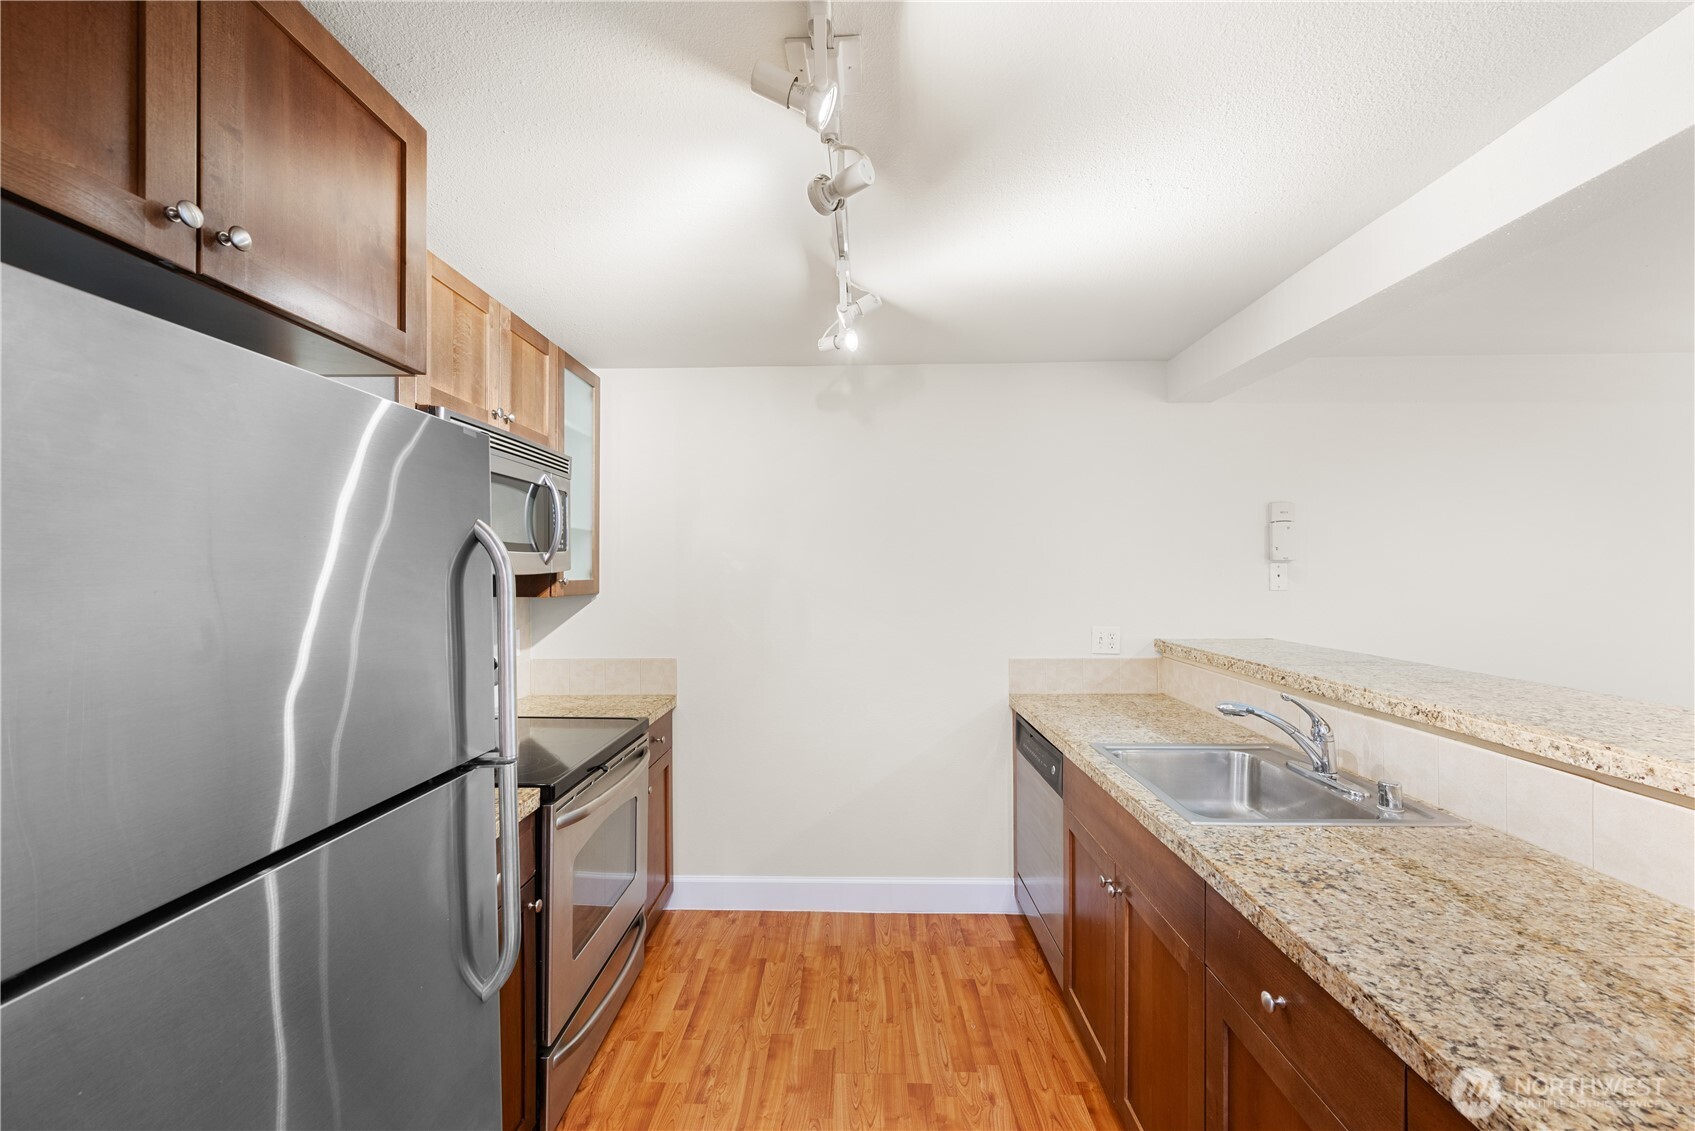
[1092,626,1122,655]
[1269,563,1289,590]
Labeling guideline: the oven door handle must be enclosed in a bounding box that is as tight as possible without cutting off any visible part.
[553,743,648,830]
[469,519,521,1002]
[548,915,646,1067]
[538,473,564,566]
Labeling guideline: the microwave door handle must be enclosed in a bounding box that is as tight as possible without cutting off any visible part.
[538,473,563,565]
[469,519,521,1001]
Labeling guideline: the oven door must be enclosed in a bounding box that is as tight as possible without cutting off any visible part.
[543,740,648,1042]
[489,447,569,576]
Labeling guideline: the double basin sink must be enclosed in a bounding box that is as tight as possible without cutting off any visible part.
[1089,743,1465,826]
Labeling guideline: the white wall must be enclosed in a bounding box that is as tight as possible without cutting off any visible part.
[526,356,1693,883]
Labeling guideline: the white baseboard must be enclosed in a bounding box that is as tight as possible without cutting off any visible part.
[667,875,1019,914]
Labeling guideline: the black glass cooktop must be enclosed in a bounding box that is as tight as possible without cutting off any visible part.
[515,716,647,800]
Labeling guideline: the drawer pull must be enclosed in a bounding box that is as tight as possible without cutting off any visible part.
[1259,990,1288,1013]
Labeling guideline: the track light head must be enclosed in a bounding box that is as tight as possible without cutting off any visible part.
[751,60,838,133]
[807,156,875,215]
[847,292,881,319]
[816,320,860,353]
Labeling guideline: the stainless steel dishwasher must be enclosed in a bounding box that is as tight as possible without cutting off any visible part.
[1013,716,1064,977]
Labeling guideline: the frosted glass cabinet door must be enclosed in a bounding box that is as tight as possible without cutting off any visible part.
[559,352,600,594]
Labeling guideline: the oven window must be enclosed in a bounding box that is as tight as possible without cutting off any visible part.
[572,795,637,957]
[490,471,548,555]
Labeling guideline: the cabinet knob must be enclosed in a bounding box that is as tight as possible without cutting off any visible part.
[164,200,203,229]
[1098,874,1110,889]
[215,225,253,251]
[1106,880,1121,898]
[503,409,515,423]
[1259,990,1288,1013]
[528,898,544,913]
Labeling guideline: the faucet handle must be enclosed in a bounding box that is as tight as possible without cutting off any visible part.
[1279,693,1332,738]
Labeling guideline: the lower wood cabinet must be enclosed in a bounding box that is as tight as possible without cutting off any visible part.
[1206,970,1344,1131]
[1408,1072,1476,1131]
[498,810,539,1131]
[1065,767,1205,1131]
[1045,718,1474,1131]
[1124,879,1205,1131]
[644,711,675,925]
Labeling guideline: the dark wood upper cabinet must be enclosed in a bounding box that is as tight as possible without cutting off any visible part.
[2,0,426,372]
[0,1,198,269]
[198,1,426,372]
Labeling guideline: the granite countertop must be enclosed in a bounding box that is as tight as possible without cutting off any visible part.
[1011,692,1695,1131]
[1158,638,1695,797]
[518,693,677,724]
[495,696,676,834]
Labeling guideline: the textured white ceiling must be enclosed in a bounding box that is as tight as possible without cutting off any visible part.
[306,1,1685,368]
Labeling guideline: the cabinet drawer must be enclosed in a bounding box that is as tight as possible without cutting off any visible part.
[1205,889,1404,1131]
[647,710,673,757]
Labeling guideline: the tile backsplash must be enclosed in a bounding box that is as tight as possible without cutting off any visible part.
[1157,658,1695,909]
[1007,657,1159,694]
[528,657,678,696]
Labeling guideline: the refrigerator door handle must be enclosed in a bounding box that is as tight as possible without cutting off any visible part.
[469,519,521,1001]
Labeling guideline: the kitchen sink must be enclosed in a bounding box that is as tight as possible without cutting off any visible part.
[1089,743,1467,826]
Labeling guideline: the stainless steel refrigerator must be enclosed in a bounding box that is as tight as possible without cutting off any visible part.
[0,265,523,1129]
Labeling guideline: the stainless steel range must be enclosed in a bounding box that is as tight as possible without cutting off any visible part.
[515,716,651,1128]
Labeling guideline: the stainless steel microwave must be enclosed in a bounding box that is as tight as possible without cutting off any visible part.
[433,407,570,575]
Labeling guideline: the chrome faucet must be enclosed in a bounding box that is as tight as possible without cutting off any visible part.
[1217,694,1336,776]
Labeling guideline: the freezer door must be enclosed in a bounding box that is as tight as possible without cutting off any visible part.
[1,266,497,980]
[0,767,502,1130]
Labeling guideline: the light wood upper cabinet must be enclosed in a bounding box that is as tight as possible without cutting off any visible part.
[198,2,426,372]
[1,0,428,372]
[410,254,601,598]
[407,253,498,422]
[407,253,563,448]
[501,310,560,450]
[0,1,199,269]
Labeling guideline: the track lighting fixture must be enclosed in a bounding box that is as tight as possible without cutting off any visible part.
[750,60,838,134]
[818,321,860,353]
[754,1,881,354]
[808,152,874,215]
[844,292,881,321]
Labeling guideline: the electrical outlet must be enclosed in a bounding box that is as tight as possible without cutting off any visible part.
[1269,563,1289,591]
[1092,626,1121,655]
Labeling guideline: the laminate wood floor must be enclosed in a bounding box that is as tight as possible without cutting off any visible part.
[558,910,1117,1131]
